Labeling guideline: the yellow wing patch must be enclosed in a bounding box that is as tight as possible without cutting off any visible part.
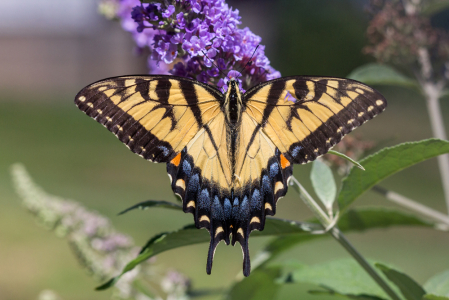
[75,75,222,162]
[244,76,387,164]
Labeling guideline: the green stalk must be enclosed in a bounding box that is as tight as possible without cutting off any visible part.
[290,176,401,300]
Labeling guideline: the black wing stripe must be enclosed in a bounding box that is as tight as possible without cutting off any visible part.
[179,80,204,127]
[261,80,286,125]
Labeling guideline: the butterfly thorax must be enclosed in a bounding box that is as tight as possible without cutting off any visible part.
[223,79,243,127]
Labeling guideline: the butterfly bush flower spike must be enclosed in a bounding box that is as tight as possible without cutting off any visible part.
[98,0,281,92]
[11,164,189,300]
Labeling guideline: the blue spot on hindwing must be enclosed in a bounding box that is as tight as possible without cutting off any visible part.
[270,162,279,179]
[198,188,210,209]
[187,174,199,193]
[251,189,262,210]
[224,198,231,219]
[292,145,303,158]
[182,160,191,176]
[158,146,170,156]
[239,196,249,221]
[262,175,271,194]
[232,197,240,219]
[212,196,224,220]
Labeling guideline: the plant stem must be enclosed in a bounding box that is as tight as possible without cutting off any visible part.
[404,1,449,215]
[290,176,330,225]
[422,80,449,215]
[373,185,449,227]
[290,176,401,300]
[329,227,402,300]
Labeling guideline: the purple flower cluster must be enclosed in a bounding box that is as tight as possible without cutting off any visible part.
[101,0,281,92]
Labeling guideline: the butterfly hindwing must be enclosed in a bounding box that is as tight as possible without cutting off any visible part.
[75,75,223,162]
[232,112,293,274]
[244,76,387,164]
[166,112,234,274]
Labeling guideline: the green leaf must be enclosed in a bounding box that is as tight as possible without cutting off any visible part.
[423,294,449,300]
[375,263,426,300]
[253,207,432,270]
[328,150,365,170]
[96,218,309,290]
[311,160,337,210]
[225,267,282,300]
[338,139,449,211]
[118,200,182,215]
[424,270,449,297]
[347,63,417,88]
[336,208,432,231]
[287,259,390,298]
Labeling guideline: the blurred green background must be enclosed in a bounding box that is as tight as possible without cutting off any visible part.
[1,0,449,299]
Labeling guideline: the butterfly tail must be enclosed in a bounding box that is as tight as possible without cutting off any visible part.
[206,225,226,274]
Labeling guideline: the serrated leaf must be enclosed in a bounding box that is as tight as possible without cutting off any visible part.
[311,160,337,210]
[118,200,182,215]
[225,267,282,300]
[287,259,390,298]
[338,139,449,211]
[423,294,449,300]
[375,263,426,300]
[424,270,449,297]
[347,63,417,88]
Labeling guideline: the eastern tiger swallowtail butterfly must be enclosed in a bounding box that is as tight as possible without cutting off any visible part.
[75,75,386,276]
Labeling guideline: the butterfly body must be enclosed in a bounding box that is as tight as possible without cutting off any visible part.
[224,79,244,126]
[75,74,386,277]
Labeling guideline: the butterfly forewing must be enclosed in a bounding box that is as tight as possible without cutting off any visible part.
[75,75,223,162]
[244,76,387,164]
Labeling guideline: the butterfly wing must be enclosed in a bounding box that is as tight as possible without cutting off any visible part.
[166,111,234,274]
[76,75,235,275]
[228,76,387,275]
[231,111,293,276]
[244,76,387,164]
[75,75,223,162]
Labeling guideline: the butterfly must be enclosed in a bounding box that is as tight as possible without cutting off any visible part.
[75,75,386,276]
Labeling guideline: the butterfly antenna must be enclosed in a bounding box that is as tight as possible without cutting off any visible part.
[238,45,260,74]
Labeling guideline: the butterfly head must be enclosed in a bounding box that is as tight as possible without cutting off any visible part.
[227,78,237,90]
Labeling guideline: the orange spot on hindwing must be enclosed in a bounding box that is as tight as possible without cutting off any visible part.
[171,153,182,167]
[280,154,291,169]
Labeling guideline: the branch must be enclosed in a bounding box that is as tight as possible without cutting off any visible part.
[372,185,449,229]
